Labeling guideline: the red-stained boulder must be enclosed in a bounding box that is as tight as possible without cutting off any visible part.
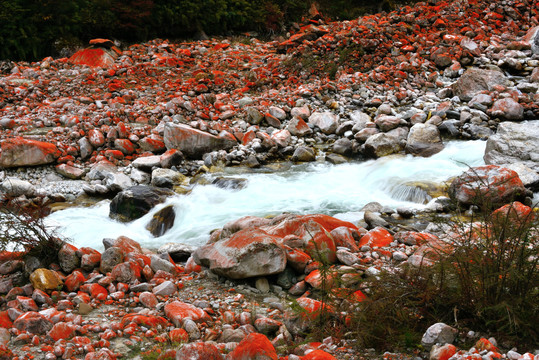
[0,312,12,329]
[359,227,394,248]
[169,328,189,343]
[430,344,458,360]
[302,350,338,360]
[448,165,527,208]
[64,271,86,292]
[228,333,278,360]
[164,123,237,159]
[492,201,534,228]
[69,48,116,68]
[111,261,142,283]
[48,322,77,341]
[296,296,334,320]
[0,137,61,168]
[164,301,210,327]
[490,98,524,121]
[284,246,312,273]
[13,312,53,334]
[193,228,286,279]
[175,342,223,360]
[120,313,167,328]
[452,68,510,101]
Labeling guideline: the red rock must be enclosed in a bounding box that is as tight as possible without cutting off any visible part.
[13,312,53,334]
[69,48,116,68]
[175,342,223,360]
[80,283,108,301]
[114,138,136,155]
[305,269,335,290]
[89,38,115,48]
[448,165,527,208]
[163,123,237,159]
[164,301,210,327]
[296,296,333,320]
[16,296,38,312]
[88,129,105,147]
[305,231,337,264]
[329,226,362,252]
[120,313,167,328]
[430,344,458,360]
[0,137,61,167]
[475,338,497,352]
[359,227,394,247]
[47,322,76,341]
[139,292,158,308]
[228,333,278,360]
[169,328,188,343]
[111,261,142,283]
[284,246,312,273]
[302,350,338,360]
[112,236,143,255]
[65,271,86,292]
[394,231,438,246]
[492,201,533,226]
[0,312,12,329]
[193,228,286,279]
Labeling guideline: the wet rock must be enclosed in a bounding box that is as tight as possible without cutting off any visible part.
[291,146,316,162]
[193,228,286,279]
[363,132,403,158]
[151,168,186,188]
[448,165,527,209]
[164,123,236,159]
[146,205,176,237]
[157,243,197,262]
[109,185,174,222]
[452,68,511,101]
[212,177,247,190]
[0,137,60,168]
[405,123,444,157]
[331,138,353,156]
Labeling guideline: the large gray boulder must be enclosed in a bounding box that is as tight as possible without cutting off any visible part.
[164,123,237,159]
[405,123,444,157]
[484,121,539,172]
[523,25,539,54]
[363,128,407,158]
[109,185,175,222]
[193,228,286,279]
[308,112,339,134]
[452,68,511,101]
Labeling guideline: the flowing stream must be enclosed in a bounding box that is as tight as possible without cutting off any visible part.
[45,140,487,251]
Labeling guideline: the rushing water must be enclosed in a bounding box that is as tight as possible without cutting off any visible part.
[45,140,487,251]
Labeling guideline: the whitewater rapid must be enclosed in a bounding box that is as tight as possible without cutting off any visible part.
[45,140,486,251]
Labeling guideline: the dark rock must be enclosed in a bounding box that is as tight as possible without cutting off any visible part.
[146,205,176,237]
[109,185,175,222]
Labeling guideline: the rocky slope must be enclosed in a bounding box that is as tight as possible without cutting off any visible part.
[0,0,538,359]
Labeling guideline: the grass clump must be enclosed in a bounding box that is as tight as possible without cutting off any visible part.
[296,199,538,352]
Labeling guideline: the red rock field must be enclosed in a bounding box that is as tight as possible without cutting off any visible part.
[0,0,538,359]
